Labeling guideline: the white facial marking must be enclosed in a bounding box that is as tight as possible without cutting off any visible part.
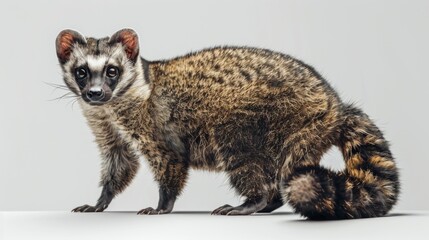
[87,55,108,72]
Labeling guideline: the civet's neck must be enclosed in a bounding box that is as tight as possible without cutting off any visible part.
[118,57,152,102]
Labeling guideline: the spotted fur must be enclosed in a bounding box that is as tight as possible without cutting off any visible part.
[56,29,399,219]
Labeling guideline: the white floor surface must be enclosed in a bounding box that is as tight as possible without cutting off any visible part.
[1,211,427,240]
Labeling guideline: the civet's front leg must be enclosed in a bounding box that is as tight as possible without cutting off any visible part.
[138,157,189,215]
[73,122,140,213]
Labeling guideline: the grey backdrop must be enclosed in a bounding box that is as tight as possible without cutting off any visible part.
[0,0,427,211]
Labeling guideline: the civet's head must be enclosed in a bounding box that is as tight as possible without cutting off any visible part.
[56,29,144,105]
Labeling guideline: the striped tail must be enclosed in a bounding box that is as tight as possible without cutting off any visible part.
[282,105,400,219]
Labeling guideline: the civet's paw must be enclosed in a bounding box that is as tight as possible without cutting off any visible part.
[137,207,171,215]
[72,204,106,213]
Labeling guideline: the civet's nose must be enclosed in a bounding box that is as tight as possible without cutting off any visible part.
[86,87,105,101]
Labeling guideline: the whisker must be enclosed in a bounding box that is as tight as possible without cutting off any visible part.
[45,81,82,108]
[44,81,70,94]
[71,98,80,110]
[65,98,75,108]
[48,92,78,101]
[44,81,69,89]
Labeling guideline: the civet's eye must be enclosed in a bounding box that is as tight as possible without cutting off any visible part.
[106,66,119,78]
[75,67,88,80]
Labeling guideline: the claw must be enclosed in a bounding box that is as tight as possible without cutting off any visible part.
[137,207,156,215]
[211,203,259,216]
[137,207,170,215]
[72,204,104,213]
[211,204,232,215]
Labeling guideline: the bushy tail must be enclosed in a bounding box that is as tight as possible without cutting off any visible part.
[282,105,400,220]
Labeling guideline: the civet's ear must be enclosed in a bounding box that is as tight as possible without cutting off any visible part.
[109,28,140,62]
[56,29,86,64]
